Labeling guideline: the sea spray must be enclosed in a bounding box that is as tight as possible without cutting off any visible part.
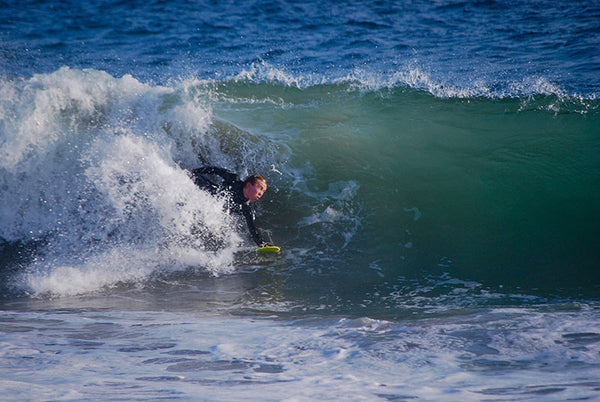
[1,68,285,296]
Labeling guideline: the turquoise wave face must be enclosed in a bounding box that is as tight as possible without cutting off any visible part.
[205,81,600,299]
[0,69,598,307]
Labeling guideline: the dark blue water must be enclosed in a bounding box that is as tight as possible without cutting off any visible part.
[3,0,599,96]
[1,0,599,400]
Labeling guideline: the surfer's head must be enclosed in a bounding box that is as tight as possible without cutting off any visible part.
[243,175,267,202]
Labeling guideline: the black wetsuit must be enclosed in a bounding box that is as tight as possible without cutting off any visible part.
[189,166,265,246]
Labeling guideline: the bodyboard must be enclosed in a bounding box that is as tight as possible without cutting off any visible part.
[256,246,281,253]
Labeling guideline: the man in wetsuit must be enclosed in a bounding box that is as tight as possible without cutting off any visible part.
[188,166,271,247]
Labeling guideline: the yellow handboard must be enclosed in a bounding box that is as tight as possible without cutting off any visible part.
[256,245,281,253]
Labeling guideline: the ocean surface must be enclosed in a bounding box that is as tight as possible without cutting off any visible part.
[1,0,599,400]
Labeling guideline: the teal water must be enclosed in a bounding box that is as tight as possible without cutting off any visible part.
[206,82,600,299]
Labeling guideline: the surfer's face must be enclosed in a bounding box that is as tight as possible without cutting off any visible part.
[244,180,267,202]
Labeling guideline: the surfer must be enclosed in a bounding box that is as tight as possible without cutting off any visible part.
[188,166,271,248]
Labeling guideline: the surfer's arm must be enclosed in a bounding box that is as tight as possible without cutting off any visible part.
[242,204,266,246]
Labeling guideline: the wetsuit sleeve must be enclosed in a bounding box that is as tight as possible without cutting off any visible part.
[191,166,238,183]
[242,204,264,246]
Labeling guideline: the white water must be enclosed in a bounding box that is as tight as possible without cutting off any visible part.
[0,68,283,296]
[1,304,599,401]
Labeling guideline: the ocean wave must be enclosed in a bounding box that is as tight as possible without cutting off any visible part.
[1,67,598,298]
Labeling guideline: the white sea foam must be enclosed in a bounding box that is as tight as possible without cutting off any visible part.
[232,60,325,89]
[0,68,266,296]
[1,307,598,401]
[219,60,589,102]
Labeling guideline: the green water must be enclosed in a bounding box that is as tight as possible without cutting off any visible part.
[208,84,600,297]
